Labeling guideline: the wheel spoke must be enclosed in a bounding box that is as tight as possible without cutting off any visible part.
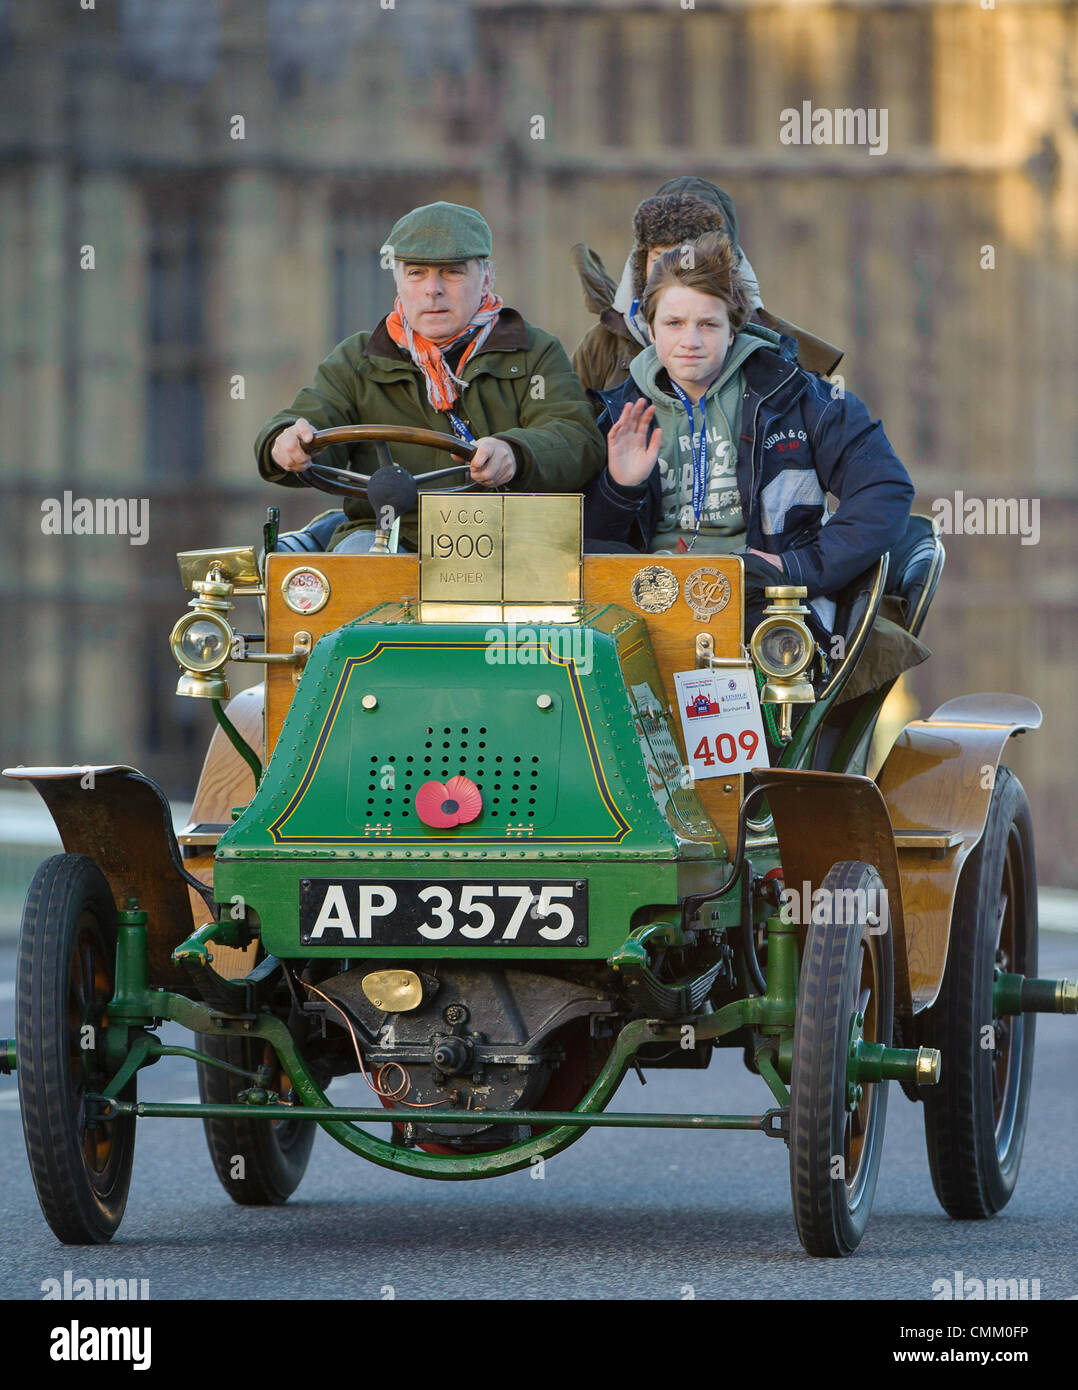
[69,941,87,1012]
[995,892,1009,953]
[991,828,1024,1147]
[81,936,98,1007]
[70,919,117,1177]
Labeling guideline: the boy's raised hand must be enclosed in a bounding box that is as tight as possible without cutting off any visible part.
[607,399,662,487]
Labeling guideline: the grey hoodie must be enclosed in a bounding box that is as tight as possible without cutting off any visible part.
[628,323,782,541]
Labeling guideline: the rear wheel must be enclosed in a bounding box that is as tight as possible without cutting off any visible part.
[198,1034,314,1204]
[920,766,1036,1217]
[16,854,136,1244]
[789,861,893,1257]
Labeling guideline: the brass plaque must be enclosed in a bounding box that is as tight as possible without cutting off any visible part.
[631,564,679,613]
[361,969,424,1013]
[502,495,582,604]
[419,495,503,602]
[684,567,732,623]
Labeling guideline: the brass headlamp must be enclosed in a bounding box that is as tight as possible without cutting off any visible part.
[170,544,310,699]
[750,585,817,743]
[170,565,237,700]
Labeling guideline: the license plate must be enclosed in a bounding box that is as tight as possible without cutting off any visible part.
[298,878,588,947]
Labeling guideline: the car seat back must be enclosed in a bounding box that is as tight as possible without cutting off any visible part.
[275,509,348,555]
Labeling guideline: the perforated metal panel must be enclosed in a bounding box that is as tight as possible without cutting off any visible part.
[347,716,557,834]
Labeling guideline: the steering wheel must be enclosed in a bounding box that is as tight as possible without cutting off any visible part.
[297,424,480,502]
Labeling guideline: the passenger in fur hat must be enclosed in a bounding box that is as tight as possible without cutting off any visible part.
[569,177,843,393]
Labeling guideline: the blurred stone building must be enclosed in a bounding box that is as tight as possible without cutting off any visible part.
[1,0,1076,880]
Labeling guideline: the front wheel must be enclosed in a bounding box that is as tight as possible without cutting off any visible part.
[789,861,894,1257]
[16,854,136,1244]
[920,765,1036,1218]
[198,1034,314,1204]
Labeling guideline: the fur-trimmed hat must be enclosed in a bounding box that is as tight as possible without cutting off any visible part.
[654,177,740,252]
[629,194,728,298]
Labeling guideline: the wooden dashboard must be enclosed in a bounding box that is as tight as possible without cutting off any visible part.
[263,552,743,850]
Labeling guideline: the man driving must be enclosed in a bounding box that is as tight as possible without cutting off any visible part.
[255,201,605,551]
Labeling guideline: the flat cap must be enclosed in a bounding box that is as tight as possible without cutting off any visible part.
[382,202,493,264]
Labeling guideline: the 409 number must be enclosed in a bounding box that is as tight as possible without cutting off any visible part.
[693,729,760,766]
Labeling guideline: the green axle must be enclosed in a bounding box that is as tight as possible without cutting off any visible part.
[847,1013,941,1087]
[994,971,1078,1015]
[101,1099,784,1132]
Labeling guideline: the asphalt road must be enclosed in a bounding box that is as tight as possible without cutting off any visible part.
[1,936,1075,1302]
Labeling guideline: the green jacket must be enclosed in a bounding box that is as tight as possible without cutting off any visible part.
[255,309,605,548]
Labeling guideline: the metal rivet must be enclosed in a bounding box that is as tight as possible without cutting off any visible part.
[361,694,378,710]
[536,694,553,710]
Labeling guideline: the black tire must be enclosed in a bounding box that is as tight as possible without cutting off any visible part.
[789,861,894,1257]
[198,1033,314,1204]
[16,854,136,1244]
[920,765,1036,1218]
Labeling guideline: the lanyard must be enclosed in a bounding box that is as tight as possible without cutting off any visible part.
[626,296,649,345]
[668,381,711,522]
[444,410,475,444]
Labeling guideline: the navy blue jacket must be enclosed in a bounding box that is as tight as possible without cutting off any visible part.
[584,348,914,606]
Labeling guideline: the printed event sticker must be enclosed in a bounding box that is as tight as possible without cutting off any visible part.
[672,669,767,779]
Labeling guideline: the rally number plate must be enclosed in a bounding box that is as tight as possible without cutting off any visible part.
[298,878,588,947]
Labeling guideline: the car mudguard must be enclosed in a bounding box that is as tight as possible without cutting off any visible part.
[875,692,1041,1011]
[749,767,914,1020]
[1,765,206,989]
[752,694,1041,1018]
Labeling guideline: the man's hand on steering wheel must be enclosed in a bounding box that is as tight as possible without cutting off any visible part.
[287,424,484,502]
[274,419,513,487]
[464,436,517,488]
[271,418,316,472]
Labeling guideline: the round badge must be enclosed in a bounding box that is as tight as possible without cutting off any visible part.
[630,565,679,614]
[281,566,330,615]
[684,568,731,623]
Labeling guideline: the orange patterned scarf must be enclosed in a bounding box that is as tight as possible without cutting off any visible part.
[384,291,503,411]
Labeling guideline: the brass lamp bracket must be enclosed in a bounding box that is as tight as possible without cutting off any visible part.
[695,634,753,671]
[233,631,312,683]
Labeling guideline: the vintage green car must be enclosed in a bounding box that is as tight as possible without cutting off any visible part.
[4,427,1075,1256]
